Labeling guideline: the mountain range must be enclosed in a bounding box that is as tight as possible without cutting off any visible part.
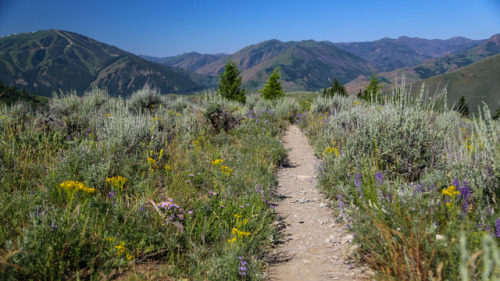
[1,30,499,105]
[345,34,500,93]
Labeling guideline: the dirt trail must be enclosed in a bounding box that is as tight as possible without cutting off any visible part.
[266,125,369,280]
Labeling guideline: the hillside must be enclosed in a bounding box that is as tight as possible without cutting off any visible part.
[408,53,500,115]
[334,36,483,72]
[0,80,48,107]
[0,30,201,97]
[152,40,373,91]
[346,34,500,94]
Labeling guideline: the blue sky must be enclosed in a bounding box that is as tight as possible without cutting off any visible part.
[1,0,499,57]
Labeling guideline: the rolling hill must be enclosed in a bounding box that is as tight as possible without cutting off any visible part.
[0,30,201,97]
[408,53,500,115]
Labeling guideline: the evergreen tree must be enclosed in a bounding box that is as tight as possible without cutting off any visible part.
[218,59,246,104]
[322,78,348,97]
[329,78,348,97]
[322,87,328,97]
[260,67,284,100]
[452,95,470,117]
[493,105,500,120]
[360,74,383,102]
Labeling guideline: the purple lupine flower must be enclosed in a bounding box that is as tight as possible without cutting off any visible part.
[477,222,484,230]
[375,173,383,187]
[354,174,362,187]
[496,219,500,238]
[238,256,248,276]
[384,193,393,203]
[338,195,347,222]
[458,180,472,212]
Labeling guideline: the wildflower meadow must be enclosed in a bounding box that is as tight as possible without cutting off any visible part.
[0,83,499,280]
[0,88,300,280]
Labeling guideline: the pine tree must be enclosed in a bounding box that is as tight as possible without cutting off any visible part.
[322,87,328,97]
[330,78,348,97]
[360,74,382,102]
[452,95,470,117]
[323,78,348,97]
[493,105,500,120]
[218,59,246,104]
[260,67,284,100]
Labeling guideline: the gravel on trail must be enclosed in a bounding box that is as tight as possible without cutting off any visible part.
[266,125,371,281]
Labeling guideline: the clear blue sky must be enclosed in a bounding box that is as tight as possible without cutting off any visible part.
[1,0,499,57]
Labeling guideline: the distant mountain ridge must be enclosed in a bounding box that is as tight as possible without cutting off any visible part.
[345,34,500,93]
[147,39,374,91]
[334,36,484,72]
[0,30,201,97]
[147,35,493,92]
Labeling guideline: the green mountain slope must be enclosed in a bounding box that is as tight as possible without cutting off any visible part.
[0,30,201,96]
[409,53,500,115]
[334,36,483,72]
[156,39,373,91]
[148,52,229,72]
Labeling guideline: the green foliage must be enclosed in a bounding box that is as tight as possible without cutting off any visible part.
[358,74,383,102]
[322,78,348,98]
[260,67,284,100]
[0,81,48,107]
[453,95,470,117]
[218,59,246,104]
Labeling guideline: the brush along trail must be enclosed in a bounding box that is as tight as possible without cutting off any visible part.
[266,125,370,280]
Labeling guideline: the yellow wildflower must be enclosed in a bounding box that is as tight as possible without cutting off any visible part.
[60,181,96,195]
[324,146,339,156]
[442,185,459,197]
[106,176,127,191]
[165,164,173,170]
[212,159,224,166]
[147,157,156,165]
[221,165,232,176]
[115,242,126,254]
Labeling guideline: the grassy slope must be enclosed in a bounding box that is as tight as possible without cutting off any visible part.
[408,53,500,114]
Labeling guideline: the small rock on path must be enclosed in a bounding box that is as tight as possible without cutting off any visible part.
[266,125,369,280]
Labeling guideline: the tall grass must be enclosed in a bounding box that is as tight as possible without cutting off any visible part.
[0,88,291,280]
[297,86,500,280]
